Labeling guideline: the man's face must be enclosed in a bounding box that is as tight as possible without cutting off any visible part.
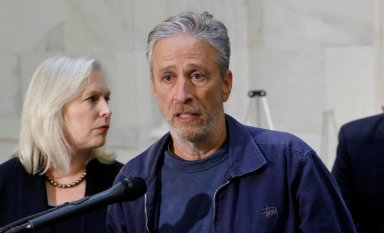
[150,34,232,142]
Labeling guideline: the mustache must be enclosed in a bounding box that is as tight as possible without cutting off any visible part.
[170,103,202,115]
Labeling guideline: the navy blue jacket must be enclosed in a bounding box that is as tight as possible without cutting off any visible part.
[0,158,122,233]
[108,115,355,233]
[332,114,384,233]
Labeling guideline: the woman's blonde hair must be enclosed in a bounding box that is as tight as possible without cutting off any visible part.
[15,56,115,175]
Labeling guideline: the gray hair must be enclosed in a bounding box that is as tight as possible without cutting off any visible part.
[146,11,230,77]
[15,56,115,175]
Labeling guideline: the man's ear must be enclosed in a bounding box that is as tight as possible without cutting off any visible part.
[151,75,157,96]
[222,70,233,102]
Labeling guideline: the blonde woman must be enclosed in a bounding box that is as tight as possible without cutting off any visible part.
[0,56,122,233]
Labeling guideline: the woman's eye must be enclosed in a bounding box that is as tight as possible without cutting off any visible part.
[105,96,110,103]
[86,96,96,102]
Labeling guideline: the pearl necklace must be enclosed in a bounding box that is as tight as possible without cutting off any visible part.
[45,172,87,188]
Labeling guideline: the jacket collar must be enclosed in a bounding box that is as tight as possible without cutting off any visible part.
[143,115,268,231]
[225,114,267,177]
[150,114,267,179]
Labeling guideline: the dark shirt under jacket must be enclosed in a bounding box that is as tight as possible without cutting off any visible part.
[332,114,384,233]
[0,157,123,233]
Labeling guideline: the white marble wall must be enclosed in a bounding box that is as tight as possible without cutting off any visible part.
[0,0,382,169]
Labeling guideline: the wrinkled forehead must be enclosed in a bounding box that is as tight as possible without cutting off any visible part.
[150,34,220,70]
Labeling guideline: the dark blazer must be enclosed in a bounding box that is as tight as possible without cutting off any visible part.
[0,157,122,233]
[332,114,384,233]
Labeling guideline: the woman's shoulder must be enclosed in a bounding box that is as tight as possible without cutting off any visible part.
[0,157,32,192]
[86,159,123,194]
[87,159,123,178]
[0,157,24,175]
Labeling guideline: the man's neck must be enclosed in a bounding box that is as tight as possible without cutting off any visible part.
[171,128,227,161]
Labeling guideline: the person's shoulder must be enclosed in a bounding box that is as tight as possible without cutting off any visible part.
[0,157,25,183]
[340,114,383,134]
[343,114,382,127]
[227,114,314,156]
[238,118,312,152]
[0,157,23,172]
[108,160,124,169]
[106,160,124,172]
[253,128,314,155]
[88,159,123,173]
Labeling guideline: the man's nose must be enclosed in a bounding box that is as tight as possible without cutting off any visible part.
[173,77,193,103]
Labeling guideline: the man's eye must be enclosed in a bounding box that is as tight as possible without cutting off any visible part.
[162,75,173,82]
[192,73,206,80]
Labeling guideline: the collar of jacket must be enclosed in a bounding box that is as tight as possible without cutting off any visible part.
[146,114,267,181]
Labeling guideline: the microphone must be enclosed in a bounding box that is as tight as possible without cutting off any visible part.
[4,177,146,233]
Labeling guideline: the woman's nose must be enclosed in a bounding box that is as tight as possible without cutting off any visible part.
[100,100,112,118]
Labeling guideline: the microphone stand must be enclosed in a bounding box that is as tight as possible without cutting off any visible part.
[1,194,104,233]
[0,202,71,233]
[0,177,146,233]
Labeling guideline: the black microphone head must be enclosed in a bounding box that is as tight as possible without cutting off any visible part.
[121,177,147,201]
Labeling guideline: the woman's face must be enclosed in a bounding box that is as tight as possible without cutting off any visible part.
[62,70,112,154]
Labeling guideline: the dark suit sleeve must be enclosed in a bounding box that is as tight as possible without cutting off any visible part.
[332,127,365,233]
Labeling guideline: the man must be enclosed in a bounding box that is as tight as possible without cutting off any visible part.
[332,107,384,233]
[107,11,356,233]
